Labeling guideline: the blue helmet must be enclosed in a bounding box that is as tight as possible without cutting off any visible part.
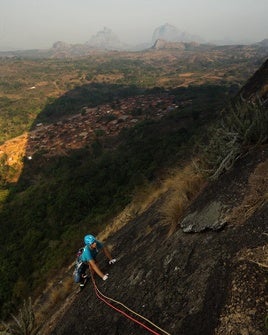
[84,234,96,246]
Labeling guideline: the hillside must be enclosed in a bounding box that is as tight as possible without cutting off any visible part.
[42,59,268,334]
[0,50,267,334]
[49,144,268,335]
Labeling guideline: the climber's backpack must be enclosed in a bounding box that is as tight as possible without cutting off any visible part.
[73,247,85,283]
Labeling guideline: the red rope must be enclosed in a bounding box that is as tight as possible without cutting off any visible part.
[90,273,161,335]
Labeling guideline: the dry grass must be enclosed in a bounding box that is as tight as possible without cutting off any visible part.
[157,164,205,235]
[100,161,205,241]
[226,159,268,225]
[0,133,28,182]
[99,180,169,241]
[237,244,268,269]
[49,279,73,304]
[34,277,74,326]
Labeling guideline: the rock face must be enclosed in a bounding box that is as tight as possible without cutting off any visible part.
[238,58,268,102]
[152,23,202,44]
[48,146,268,335]
[180,201,228,232]
[52,41,70,50]
[86,27,125,50]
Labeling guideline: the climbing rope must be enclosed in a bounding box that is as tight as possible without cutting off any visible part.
[89,271,171,335]
[93,282,171,335]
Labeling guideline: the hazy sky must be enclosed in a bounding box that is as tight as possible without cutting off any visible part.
[0,0,267,51]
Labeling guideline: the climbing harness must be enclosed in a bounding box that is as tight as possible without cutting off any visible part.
[89,271,171,335]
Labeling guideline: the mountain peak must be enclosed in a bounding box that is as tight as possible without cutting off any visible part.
[52,41,70,49]
[85,27,125,50]
[152,23,203,44]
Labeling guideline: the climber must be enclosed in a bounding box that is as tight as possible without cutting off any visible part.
[80,234,116,286]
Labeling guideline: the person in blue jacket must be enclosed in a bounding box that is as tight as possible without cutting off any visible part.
[80,234,116,287]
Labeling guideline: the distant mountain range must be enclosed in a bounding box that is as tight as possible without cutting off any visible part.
[0,23,267,57]
[84,23,205,50]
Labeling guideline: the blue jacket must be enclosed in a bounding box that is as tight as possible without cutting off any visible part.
[81,241,103,262]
